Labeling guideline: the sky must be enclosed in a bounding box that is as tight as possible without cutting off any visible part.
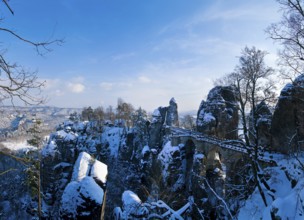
[0,0,282,112]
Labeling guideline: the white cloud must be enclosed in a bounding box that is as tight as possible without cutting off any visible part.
[67,83,85,93]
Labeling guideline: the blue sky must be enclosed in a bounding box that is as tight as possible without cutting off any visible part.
[1,0,281,112]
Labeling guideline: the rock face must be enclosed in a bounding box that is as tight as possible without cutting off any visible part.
[166,98,179,127]
[60,152,107,219]
[149,98,179,148]
[249,101,272,148]
[196,86,239,139]
[271,74,304,153]
[40,120,109,219]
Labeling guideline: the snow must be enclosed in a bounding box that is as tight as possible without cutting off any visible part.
[91,160,108,184]
[170,97,176,104]
[194,153,204,160]
[61,151,107,218]
[141,145,150,156]
[202,112,215,123]
[101,126,124,156]
[72,151,108,184]
[197,109,215,126]
[238,155,304,220]
[42,140,58,157]
[61,181,82,217]
[122,190,142,206]
[71,152,92,181]
[158,141,180,179]
[152,109,161,117]
[55,129,78,141]
[151,148,158,154]
[78,176,104,203]
[152,108,162,123]
[122,190,148,217]
[53,162,72,170]
[61,176,104,218]
[1,140,36,151]
[73,121,87,132]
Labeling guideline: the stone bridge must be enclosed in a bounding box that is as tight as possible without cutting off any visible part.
[168,127,272,179]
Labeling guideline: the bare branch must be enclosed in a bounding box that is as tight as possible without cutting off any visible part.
[0,27,64,56]
[0,168,16,175]
[2,0,14,15]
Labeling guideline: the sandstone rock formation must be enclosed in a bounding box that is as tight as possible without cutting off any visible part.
[249,101,272,148]
[271,74,304,153]
[149,98,179,148]
[60,152,107,219]
[196,86,239,139]
[166,98,179,127]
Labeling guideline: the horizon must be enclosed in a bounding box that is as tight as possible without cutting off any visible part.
[1,0,282,112]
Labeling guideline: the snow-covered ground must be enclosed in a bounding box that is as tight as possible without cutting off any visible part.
[1,140,37,151]
[238,154,304,219]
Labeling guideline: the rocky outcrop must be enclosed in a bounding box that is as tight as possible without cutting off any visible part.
[60,152,107,219]
[271,74,304,153]
[196,86,239,139]
[40,120,109,218]
[166,98,179,127]
[148,98,179,148]
[249,101,272,148]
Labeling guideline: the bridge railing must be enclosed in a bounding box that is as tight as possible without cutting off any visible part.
[169,127,278,163]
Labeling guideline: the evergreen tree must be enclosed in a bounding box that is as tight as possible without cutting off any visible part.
[25,118,43,219]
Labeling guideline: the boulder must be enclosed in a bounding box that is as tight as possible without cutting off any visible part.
[60,152,107,219]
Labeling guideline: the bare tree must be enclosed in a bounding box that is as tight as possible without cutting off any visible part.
[105,105,115,122]
[266,0,304,80]
[81,106,94,121]
[180,114,195,130]
[219,46,276,207]
[0,3,63,106]
[116,98,134,127]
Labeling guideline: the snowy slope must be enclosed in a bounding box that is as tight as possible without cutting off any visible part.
[238,155,304,219]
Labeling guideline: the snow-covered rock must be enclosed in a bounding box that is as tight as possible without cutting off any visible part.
[71,152,92,181]
[271,74,304,153]
[60,152,107,219]
[238,155,304,219]
[91,159,108,187]
[121,190,148,218]
[101,126,124,157]
[196,86,238,139]
[60,176,104,219]
[158,141,185,191]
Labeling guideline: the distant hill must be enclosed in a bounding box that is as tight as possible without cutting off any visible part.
[0,106,81,141]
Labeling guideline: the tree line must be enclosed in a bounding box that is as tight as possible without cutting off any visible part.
[80,98,148,128]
